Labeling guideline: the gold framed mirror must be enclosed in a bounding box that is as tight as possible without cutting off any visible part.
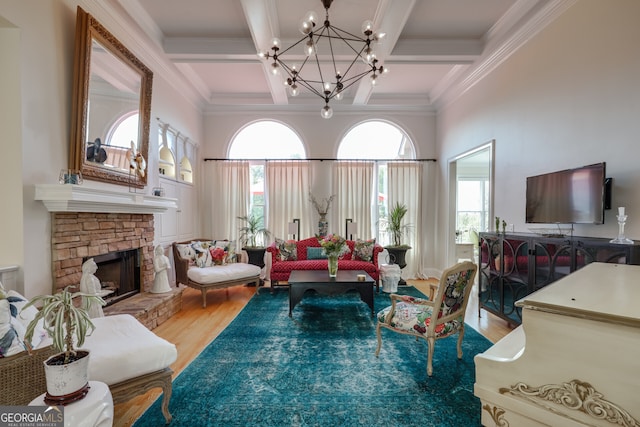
[69,7,153,188]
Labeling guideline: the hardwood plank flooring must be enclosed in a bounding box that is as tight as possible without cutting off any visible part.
[113,279,514,426]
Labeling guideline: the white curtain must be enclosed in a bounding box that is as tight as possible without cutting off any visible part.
[388,162,422,279]
[265,161,313,241]
[333,161,374,239]
[203,160,250,241]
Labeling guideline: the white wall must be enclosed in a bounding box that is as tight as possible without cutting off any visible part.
[0,0,203,297]
[436,0,640,269]
[0,17,23,288]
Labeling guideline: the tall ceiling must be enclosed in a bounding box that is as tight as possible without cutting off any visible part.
[113,0,569,113]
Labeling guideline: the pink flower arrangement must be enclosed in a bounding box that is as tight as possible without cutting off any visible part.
[318,234,349,258]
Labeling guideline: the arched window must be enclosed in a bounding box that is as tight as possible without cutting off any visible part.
[228,121,307,229]
[337,120,416,246]
[107,111,138,148]
[338,121,415,160]
[229,120,305,159]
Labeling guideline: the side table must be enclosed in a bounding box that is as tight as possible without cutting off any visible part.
[30,381,113,427]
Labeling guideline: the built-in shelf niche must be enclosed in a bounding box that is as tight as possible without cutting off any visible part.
[157,118,196,184]
[179,157,193,183]
[159,146,176,178]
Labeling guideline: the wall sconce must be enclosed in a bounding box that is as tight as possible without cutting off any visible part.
[288,218,300,241]
[345,218,357,240]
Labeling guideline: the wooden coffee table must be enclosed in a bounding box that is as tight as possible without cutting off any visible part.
[288,270,375,317]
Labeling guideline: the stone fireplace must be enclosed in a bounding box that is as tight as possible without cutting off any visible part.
[37,184,182,329]
[51,212,154,295]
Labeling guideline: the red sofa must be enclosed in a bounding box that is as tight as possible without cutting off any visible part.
[267,236,383,289]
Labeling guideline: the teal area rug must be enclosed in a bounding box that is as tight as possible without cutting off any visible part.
[134,287,491,427]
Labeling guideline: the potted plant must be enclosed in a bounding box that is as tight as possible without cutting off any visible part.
[237,214,271,269]
[23,286,105,405]
[383,202,413,285]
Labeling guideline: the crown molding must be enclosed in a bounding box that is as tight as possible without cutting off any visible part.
[79,0,207,111]
[434,0,578,111]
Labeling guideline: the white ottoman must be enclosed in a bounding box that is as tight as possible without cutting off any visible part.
[30,381,113,427]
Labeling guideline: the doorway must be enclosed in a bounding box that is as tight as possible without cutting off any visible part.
[448,141,494,264]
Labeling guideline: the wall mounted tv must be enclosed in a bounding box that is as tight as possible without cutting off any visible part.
[525,162,608,224]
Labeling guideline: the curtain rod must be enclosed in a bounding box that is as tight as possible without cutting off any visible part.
[203,158,436,162]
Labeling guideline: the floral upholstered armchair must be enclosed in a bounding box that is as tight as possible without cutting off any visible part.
[375,261,478,376]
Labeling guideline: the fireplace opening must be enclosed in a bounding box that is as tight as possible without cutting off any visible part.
[85,249,141,306]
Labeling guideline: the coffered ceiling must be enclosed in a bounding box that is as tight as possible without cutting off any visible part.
[112,0,573,113]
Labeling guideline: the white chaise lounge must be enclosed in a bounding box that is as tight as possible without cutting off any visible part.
[173,239,261,308]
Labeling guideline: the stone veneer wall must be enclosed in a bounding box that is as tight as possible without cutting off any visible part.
[51,212,155,293]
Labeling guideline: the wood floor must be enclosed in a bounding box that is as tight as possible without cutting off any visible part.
[113,279,515,427]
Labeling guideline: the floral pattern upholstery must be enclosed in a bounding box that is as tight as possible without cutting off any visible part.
[376,295,463,338]
[176,240,238,267]
[375,261,477,376]
[275,238,298,261]
[353,238,376,262]
[267,237,383,284]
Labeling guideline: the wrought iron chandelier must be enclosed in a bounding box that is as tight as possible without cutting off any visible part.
[260,0,386,119]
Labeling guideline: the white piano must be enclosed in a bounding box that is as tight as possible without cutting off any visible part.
[474,262,640,426]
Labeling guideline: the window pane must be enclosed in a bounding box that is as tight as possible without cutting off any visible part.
[229,121,305,159]
[250,165,265,227]
[456,178,489,241]
[338,122,414,160]
[109,112,138,148]
[337,121,415,244]
[457,180,483,210]
[229,121,305,228]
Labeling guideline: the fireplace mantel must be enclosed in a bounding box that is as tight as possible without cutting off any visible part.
[35,184,177,214]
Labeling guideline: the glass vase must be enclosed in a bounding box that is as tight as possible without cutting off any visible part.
[327,254,338,277]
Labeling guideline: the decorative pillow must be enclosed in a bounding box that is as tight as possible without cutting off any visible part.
[307,247,327,260]
[275,238,297,261]
[191,241,214,268]
[214,240,237,264]
[6,290,46,349]
[353,238,376,262]
[209,246,228,265]
[176,244,196,263]
[0,299,26,357]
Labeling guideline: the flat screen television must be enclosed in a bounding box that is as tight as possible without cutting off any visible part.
[525,162,607,224]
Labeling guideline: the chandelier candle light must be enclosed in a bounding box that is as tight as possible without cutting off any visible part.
[260,0,386,119]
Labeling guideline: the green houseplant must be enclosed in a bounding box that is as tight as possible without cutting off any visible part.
[383,202,413,285]
[237,214,271,248]
[238,214,271,270]
[385,202,412,248]
[23,286,105,404]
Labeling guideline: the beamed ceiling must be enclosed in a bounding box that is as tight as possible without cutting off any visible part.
[102,0,575,113]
